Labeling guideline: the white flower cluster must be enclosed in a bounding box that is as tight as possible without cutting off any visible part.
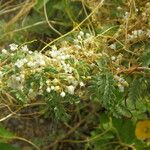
[15,51,47,69]
[73,31,94,50]
[127,30,144,40]
[114,75,129,92]
[0,41,89,99]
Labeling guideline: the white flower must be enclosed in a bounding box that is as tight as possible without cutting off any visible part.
[109,43,116,50]
[39,59,45,66]
[85,33,91,38]
[20,74,25,79]
[117,6,122,10]
[54,86,60,91]
[23,58,28,63]
[124,12,129,19]
[28,51,33,54]
[54,107,57,111]
[15,59,25,68]
[80,82,85,87]
[59,55,65,60]
[67,85,75,95]
[53,78,59,84]
[79,31,84,36]
[111,56,116,61]
[46,87,51,93]
[15,76,21,81]
[118,84,124,92]
[60,91,66,97]
[50,50,60,58]
[29,89,34,93]
[75,45,81,49]
[2,49,8,54]
[21,45,28,52]
[9,43,18,51]
[73,39,79,44]
[27,61,34,67]
[51,45,57,51]
[46,80,50,85]
[51,86,55,90]
[77,35,82,40]
[118,77,125,83]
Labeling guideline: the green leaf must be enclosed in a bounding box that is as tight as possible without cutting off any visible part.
[112,118,135,144]
[139,43,150,66]
[43,66,58,74]
[0,143,21,150]
[128,78,142,107]
[0,125,14,142]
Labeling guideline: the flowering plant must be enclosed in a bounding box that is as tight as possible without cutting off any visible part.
[0,30,149,120]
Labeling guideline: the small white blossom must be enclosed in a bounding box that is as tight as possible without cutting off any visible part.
[50,50,60,58]
[39,59,45,66]
[118,84,124,92]
[2,49,8,54]
[124,12,129,19]
[28,51,33,54]
[75,45,81,49]
[27,61,34,68]
[67,85,75,95]
[111,56,116,61]
[53,78,59,84]
[118,77,125,83]
[109,43,116,50]
[54,86,60,91]
[46,87,51,93]
[77,35,82,40]
[73,39,79,44]
[51,45,57,51]
[21,45,28,52]
[51,86,55,90]
[117,6,122,10]
[22,58,28,63]
[46,80,50,85]
[20,74,25,79]
[80,82,85,87]
[54,107,57,111]
[85,33,91,38]
[9,43,18,51]
[29,89,34,93]
[79,31,84,36]
[15,76,21,81]
[15,59,25,68]
[60,91,66,97]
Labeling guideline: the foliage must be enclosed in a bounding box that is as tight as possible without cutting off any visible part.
[0,0,150,149]
[86,113,150,150]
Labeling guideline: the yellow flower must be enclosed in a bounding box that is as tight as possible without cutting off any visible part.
[135,120,150,140]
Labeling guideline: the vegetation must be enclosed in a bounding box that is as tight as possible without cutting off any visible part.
[0,0,149,149]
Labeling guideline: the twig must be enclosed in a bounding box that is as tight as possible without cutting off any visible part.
[43,0,62,36]
[41,0,105,52]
